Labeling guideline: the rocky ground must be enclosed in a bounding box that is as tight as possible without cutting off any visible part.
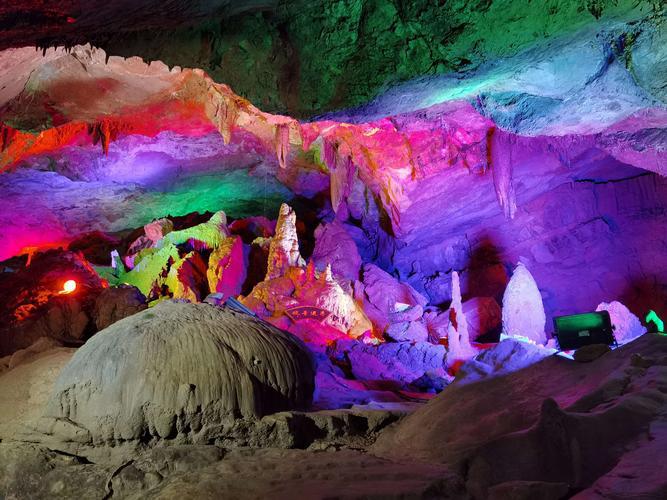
[1,329,665,499]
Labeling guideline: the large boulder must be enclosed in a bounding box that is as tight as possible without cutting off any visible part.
[596,301,646,344]
[93,285,147,331]
[44,302,316,444]
[332,338,446,386]
[355,264,428,333]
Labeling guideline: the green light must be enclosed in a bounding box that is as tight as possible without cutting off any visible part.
[646,310,665,334]
[554,312,604,332]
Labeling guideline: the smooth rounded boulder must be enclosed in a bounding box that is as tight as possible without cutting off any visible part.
[45,301,315,444]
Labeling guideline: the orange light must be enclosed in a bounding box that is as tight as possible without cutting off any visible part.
[60,279,77,294]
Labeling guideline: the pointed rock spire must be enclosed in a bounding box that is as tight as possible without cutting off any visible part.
[266,203,304,279]
[502,261,546,345]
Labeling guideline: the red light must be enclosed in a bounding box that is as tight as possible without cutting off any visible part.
[66,17,76,24]
[60,280,77,294]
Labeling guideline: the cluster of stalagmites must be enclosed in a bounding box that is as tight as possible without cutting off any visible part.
[1,200,652,447]
[3,201,649,388]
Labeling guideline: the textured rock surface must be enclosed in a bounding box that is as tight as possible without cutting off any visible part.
[1,1,661,117]
[206,235,247,298]
[332,338,447,386]
[93,285,147,331]
[165,251,209,302]
[0,443,459,500]
[355,264,428,334]
[311,219,362,281]
[266,203,304,279]
[0,250,106,356]
[0,34,665,328]
[373,334,667,498]
[502,262,547,345]
[574,343,612,363]
[446,271,474,363]
[44,301,316,443]
[596,300,647,344]
[456,339,555,384]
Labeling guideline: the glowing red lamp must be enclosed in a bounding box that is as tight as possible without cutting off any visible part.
[60,279,77,294]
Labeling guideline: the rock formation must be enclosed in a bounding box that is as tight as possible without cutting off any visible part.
[372,333,667,498]
[165,251,209,302]
[266,203,304,280]
[0,2,665,497]
[311,220,362,281]
[207,236,247,299]
[596,300,647,344]
[92,285,147,331]
[502,262,547,345]
[446,271,475,363]
[44,301,315,443]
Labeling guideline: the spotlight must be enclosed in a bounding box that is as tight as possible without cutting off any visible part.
[60,279,77,294]
[553,311,616,351]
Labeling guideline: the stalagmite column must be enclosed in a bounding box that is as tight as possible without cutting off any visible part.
[502,261,546,345]
[447,271,473,359]
[266,203,305,279]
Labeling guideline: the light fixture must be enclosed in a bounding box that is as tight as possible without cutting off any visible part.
[60,279,77,294]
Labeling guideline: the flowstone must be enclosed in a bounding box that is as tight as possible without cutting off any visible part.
[44,301,315,444]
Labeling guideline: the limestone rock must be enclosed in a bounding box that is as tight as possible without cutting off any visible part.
[165,251,208,302]
[296,264,373,338]
[372,334,667,497]
[312,220,362,281]
[388,304,424,324]
[266,204,304,279]
[121,243,180,298]
[573,343,611,363]
[160,211,230,251]
[356,264,428,333]
[463,297,502,341]
[426,298,501,343]
[596,301,646,344]
[333,339,446,386]
[456,338,554,384]
[385,321,429,343]
[206,235,246,299]
[45,301,316,443]
[446,271,475,365]
[124,235,154,268]
[93,285,147,331]
[2,337,61,373]
[144,217,174,244]
[502,262,546,345]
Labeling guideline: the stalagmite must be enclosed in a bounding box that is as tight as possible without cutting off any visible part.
[266,203,304,279]
[447,271,474,361]
[502,261,546,345]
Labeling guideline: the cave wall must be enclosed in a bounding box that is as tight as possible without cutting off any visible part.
[394,166,667,327]
[4,1,662,117]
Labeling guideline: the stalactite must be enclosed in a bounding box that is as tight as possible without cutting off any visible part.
[490,128,517,219]
[275,123,290,170]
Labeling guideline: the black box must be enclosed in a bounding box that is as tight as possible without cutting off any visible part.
[553,311,616,351]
